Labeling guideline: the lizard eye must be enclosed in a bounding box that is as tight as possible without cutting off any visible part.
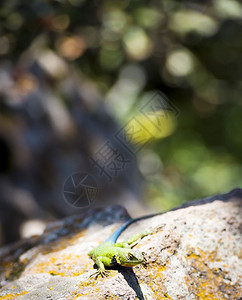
[128,253,136,260]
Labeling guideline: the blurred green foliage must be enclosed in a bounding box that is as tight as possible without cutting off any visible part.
[0,0,242,210]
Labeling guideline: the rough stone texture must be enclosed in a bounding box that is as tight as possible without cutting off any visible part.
[0,189,241,299]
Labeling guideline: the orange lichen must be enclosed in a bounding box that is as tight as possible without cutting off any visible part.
[20,245,89,280]
[0,291,28,300]
[24,251,92,277]
[48,270,65,276]
[71,285,102,299]
[135,262,171,299]
[185,247,241,299]
[0,231,89,284]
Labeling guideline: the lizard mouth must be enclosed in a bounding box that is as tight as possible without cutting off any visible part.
[120,261,143,267]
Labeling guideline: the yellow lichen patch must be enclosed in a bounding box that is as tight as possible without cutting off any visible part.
[48,270,65,276]
[25,252,91,277]
[71,285,101,299]
[136,263,171,299]
[185,247,241,299]
[48,284,55,291]
[0,232,88,283]
[67,272,119,299]
[0,291,29,300]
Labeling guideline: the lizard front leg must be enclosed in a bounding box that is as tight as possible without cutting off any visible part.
[90,256,111,279]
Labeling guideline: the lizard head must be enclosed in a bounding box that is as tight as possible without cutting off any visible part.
[115,249,144,267]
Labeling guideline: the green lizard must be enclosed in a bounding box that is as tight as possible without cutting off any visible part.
[88,212,164,278]
[88,190,233,278]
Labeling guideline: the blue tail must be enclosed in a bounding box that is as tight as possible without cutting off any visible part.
[104,212,162,244]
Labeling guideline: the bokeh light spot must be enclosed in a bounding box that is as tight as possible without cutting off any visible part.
[56,35,86,60]
[169,10,218,36]
[99,48,123,71]
[125,111,176,145]
[135,7,163,28]
[123,27,152,60]
[51,14,70,32]
[215,0,242,19]
[166,49,194,77]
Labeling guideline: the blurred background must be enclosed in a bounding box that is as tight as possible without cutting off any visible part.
[0,0,241,245]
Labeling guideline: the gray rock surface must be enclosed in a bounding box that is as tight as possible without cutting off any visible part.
[0,189,241,299]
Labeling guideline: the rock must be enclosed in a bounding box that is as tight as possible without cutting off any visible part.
[0,189,241,299]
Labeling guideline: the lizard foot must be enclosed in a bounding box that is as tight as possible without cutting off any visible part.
[90,269,110,279]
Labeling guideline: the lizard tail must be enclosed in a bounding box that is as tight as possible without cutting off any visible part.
[105,212,163,244]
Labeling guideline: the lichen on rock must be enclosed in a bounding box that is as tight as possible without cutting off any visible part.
[0,189,241,299]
